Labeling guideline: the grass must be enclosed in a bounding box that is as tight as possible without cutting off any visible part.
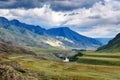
[77,51,120,66]
[7,54,120,80]
[29,47,68,55]
[1,49,120,80]
[21,60,120,80]
[29,47,76,61]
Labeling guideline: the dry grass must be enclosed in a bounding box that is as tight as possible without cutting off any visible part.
[2,50,120,80]
[10,56,120,80]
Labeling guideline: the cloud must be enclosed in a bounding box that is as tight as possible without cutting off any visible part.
[76,24,120,38]
[0,0,104,11]
[0,5,67,27]
[0,0,120,38]
[63,1,120,37]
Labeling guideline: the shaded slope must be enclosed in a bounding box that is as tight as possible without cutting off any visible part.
[0,17,46,35]
[97,33,120,52]
[10,19,46,35]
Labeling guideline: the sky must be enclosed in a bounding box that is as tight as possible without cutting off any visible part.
[0,0,120,38]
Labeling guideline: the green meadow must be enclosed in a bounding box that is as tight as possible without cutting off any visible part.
[77,52,120,66]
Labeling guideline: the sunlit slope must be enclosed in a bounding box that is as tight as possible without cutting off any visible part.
[77,52,120,66]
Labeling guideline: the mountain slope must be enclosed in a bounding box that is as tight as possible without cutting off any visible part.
[47,27,102,49]
[97,33,120,52]
[0,17,57,48]
[10,19,46,35]
[0,38,35,55]
[0,17,102,49]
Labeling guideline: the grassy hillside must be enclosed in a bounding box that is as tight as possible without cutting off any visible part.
[77,51,120,66]
[97,33,120,52]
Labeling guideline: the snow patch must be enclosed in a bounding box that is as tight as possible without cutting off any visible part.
[56,36,74,44]
[45,39,65,48]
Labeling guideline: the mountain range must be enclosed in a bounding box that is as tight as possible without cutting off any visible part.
[95,38,112,45]
[0,17,102,49]
[97,33,120,52]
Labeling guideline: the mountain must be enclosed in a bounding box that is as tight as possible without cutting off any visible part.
[95,38,112,45]
[97,33,120,52]
[0,17,55,48]
[10,19,46,35]
[0,38,35,55]
[0,17,102,49]
[47,27,102,49]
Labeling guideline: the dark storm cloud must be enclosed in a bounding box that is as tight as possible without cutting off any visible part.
[0,0,104,11]
[0,0,42,9]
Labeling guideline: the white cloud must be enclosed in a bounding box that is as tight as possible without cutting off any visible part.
[0,0,120,38]
[77,24,120,38]
[0,5,67,27]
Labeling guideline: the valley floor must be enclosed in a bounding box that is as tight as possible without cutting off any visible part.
[3,51,120,80]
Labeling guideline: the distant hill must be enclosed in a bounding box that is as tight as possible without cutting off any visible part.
[0,17,102,49]
[97,33,120,52]
[95,38,112,45]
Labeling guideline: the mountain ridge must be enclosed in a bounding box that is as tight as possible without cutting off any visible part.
[47,27,102,49]
[0,17,102,49]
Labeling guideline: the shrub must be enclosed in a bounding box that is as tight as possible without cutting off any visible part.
[69,52,83,61]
